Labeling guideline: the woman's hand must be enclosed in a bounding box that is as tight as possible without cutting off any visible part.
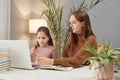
[36,57,54,66]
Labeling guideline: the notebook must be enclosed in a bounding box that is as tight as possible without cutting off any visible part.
[0,40,36,70]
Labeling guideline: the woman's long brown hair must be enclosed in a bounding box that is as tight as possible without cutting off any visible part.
[65,10,96,53]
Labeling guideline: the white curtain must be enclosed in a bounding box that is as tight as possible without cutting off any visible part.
[0,0,10,39]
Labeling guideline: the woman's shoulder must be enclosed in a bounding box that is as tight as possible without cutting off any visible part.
[86,35,96,41]
[85,35,97,46]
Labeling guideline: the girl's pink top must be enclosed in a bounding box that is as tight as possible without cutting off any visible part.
[30,45,57,59]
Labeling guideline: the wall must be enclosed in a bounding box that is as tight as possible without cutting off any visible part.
[89,0,120,48]
[0,0,10,39]
[10,0,47,47]
[11,0,31,40]
[11,0,120,48]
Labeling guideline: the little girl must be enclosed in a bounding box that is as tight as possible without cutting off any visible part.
[30,26,57,63]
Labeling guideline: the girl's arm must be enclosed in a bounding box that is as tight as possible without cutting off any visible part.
[30,47,36,62]
[51,47,58,59]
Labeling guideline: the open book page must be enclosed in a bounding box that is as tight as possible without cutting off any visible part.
[32,62,73,71]
[39,65,73,71]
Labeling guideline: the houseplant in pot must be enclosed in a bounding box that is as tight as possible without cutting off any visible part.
[85,41,120,80]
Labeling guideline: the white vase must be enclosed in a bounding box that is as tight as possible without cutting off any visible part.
[91,61,115,80]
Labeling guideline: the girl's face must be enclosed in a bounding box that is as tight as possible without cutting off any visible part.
[37,31,49,47]
[69,15,85,34]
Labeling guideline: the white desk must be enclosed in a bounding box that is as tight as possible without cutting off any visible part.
[0,66,120,80]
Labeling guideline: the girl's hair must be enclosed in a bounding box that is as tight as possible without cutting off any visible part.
[65,10,96,52]
[34,26,54,48]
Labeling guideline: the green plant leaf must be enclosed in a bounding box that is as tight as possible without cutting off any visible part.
[85,39,120,69]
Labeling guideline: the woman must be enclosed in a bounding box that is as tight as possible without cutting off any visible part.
[37,10,97,68]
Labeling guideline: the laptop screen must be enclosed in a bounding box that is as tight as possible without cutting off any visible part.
[0,40,33,69]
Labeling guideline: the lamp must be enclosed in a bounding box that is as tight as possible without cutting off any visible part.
[29,19,47,33]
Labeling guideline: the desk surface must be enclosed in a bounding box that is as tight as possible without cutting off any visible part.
[0,66,120,80]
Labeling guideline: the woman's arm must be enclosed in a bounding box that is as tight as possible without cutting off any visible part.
[54,36,97,68]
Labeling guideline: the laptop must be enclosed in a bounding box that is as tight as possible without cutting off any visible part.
[0,40,36,70]
[0,40,74,71]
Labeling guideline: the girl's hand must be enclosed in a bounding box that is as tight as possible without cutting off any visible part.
[36,57,54,66]
[31,55,36,62]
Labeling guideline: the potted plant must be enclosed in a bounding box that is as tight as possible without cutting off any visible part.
[85,41,120,80]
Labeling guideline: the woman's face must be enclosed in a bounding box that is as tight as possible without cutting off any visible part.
[37,31,49,47]
[69,15,85,34]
